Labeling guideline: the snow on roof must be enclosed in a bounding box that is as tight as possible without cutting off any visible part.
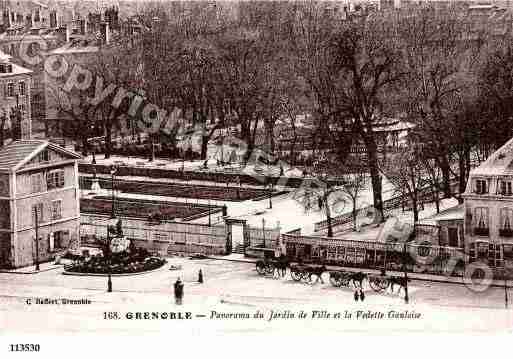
[470,136,513,177]
[372,120,415,132]
[0,139,81,172]
[417,204,464,226]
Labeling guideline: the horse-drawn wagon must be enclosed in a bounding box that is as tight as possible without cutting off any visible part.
[289,263,326,283]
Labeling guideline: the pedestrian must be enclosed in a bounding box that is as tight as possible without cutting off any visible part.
[359,289,365,302]
[174,277,184,305]
[198,269,203,284]
[354,290,359,302]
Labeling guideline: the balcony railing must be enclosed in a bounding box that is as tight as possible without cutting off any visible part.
[474,227,490,236]
[499,228,513,238]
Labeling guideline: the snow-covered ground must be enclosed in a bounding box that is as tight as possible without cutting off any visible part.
[82,153,463,243]
[0,258,511,333]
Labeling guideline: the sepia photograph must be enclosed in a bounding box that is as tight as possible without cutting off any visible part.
[0,0,512,355]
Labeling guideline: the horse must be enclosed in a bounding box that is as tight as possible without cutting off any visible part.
[272,256,289,278]
[307,264,327,284]
[388,276,410,294]
[348,271,367,290]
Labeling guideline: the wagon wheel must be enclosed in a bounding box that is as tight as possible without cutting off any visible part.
[302,271,311,282]
[265,263,274,275]
[341,276,351,287]
[379,278,390,290]
[256,262,266,275]
[329,273,343,287]
[369,277,387,292]
[291,270,302,281]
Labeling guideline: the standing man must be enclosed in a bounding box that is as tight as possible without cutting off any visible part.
[174,277,184,305]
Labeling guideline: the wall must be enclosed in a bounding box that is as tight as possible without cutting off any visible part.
[16,163,75,196]
[438,219,464,248]
[465,197,513,245]
[0,232,11,268]
[12,217,79,267]
[80,214,227,256]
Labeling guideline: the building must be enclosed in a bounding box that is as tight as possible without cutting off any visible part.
[0,139,81,268]
[416,204,464,248]
[0,50,32,140]
[0,30,65,137]
[463,137,513,268]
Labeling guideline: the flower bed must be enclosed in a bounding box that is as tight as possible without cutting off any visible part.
[80,177,285,201]
[80,197,221,220]
[65,248,167,275]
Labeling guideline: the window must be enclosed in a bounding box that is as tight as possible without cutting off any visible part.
[32,203,43,225]
[474,207,489,236]
[475,179,488,194]
[50,231,67,251]
[50,200,62,220]
[37,150,49,163]
[18,81,25,96]
[46,170,65,190]
[30,173,43,193]
[504,245,513,261]
[6,82,14,97]
[448,227,459,248]
[500,208,513,237]
[499,180,513,196]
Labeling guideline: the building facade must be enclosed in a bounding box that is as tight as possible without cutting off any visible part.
[0,50,32,140]
[0,139,81,268]
[463,137,513,268]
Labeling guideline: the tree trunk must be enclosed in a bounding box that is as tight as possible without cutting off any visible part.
[434,184,440,213]
[81,135,89,156]
[200,135,209,160]
[148,135,155,162]
[352,198,357,231]
[366,141,384,222]
[458,153,466,203]
[439,155,452,198]
[412,192,419,223]
[104,123,112,159]
[325,193,333,237]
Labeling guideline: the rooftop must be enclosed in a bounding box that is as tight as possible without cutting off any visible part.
[0,139,81,172]
[469,137,513,176]
[417,204,464,226]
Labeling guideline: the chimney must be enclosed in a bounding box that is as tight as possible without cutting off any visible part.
[50,10,57,28]
[100,22,109,45]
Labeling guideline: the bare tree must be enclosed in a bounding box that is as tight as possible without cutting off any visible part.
[383,146,426,223]
[339,170,368,231]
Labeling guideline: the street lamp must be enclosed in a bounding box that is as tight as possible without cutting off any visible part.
[262,218,266,249]
[90,124,96,164]
[110,165,117,219]
[267,176,273,209]
[502,243,509,308]
[402,243,409,304]
[107,226,112,292]
[208,198,211,227]
[34,209,40,271]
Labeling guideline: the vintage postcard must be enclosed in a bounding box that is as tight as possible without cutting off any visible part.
[0,0,512,352]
